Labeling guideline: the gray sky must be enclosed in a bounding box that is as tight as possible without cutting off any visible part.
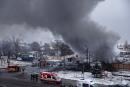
[0,0,129,44]
[0,24,55,44]
[0,0,127,56]
[91,0,130,43]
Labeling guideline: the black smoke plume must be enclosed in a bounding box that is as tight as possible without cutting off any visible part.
[0,0,119,62]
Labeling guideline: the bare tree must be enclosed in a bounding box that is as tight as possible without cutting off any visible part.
[1,39,14,65]
[30,41,41,52]
[12,36,21,58]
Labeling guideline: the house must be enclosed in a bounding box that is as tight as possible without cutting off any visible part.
[113,41,130,71]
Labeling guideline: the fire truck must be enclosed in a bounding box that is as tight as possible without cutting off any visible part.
[39,72,61,84]
[7,65,21,72]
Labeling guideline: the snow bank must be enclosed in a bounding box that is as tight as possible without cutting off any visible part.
[55,71,129,86]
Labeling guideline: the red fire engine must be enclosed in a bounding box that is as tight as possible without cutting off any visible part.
[7,65,21,72]
[40,72,61,84]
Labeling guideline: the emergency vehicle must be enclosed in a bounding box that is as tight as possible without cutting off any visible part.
[7,65,21,72]
[39,72,61,84]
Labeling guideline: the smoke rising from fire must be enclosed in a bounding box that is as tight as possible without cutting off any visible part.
[0,0,119,62]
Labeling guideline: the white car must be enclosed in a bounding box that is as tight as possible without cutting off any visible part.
[17,57,22,61]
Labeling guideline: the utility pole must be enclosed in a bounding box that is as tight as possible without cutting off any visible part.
[81,64,85,80]
[86,48,91,70]
[55,40,59,60]
[85,48,89,64]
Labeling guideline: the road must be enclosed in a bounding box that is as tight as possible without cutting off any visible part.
[0,77,60,87]
[0,70,60,87]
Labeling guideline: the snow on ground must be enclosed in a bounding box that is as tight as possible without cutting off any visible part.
[0,60,32,68]
[0,60,8,68]
[0,64,7,69]
[55,71,130,86]
[24,66,49,74]
[10,60,32,66]
[113,71,130,77]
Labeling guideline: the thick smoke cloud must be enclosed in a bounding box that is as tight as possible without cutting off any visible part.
[0,0,119,62]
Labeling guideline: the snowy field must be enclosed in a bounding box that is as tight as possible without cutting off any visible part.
[56,71,130,86]
[113,71,130,77]
[10,60,32,66]
[0,60,32,68]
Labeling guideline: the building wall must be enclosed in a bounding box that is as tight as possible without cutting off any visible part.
[112,63,130,71]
